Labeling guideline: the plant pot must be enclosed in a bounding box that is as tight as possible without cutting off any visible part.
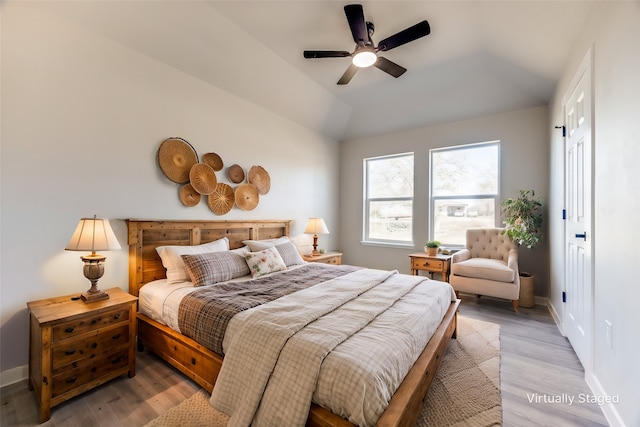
[519,272,535,308]
[425,247,438,256]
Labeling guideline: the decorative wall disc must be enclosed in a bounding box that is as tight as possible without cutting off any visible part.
[179,183,201,207]
[202,152,224,172]
[157,137,198,184]
[207,183,235,215]
[227,164,245,183]
[248,165,271,195]
[189,163,217,195]
[235,183,259,211]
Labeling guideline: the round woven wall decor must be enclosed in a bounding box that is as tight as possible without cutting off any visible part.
[189,163,217,195]
[202,152,224,172]
[235,183,259,211]
[207,183,235,215]
[157,137,198,184]
[248,165,271,195]
[179,183,201,207]
[227,164,245,184]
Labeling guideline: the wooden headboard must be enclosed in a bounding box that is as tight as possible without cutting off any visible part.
[126,219,292,296]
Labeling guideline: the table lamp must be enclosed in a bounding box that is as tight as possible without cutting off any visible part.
[65,215,121,302]
[304,218,330,256]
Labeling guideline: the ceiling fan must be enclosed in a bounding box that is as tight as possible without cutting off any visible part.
[303,4,431,85]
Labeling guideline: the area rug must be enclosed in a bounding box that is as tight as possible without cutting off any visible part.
[144,315,501,427]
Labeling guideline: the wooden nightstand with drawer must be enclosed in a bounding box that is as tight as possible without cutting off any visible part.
[27,287,137,422]
[302,251,342,265]
[409,252,453,282]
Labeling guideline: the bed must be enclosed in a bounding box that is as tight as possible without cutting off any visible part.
[127,219,460,427]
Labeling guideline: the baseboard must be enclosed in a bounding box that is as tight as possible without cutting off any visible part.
[0,364,28,388]
[547,299,565,336]
[586,372,626,427]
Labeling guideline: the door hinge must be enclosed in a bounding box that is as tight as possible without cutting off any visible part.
[555,125,566,137]
[562,291,566,303]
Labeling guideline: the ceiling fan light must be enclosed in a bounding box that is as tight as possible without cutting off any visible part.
[352,50,377,68]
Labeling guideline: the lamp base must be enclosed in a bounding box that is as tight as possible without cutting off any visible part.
[81,290,109,303]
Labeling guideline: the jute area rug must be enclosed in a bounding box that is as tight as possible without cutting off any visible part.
[144,315,501,427]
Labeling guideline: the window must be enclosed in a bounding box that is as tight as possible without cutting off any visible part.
[363,153,414,245]
[430,142,500,246]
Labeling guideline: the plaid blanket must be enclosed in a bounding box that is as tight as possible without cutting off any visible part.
[211,268,447,427]
[177,263,360,355]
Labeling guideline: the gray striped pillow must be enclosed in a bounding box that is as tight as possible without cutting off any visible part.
[181,251,250,286]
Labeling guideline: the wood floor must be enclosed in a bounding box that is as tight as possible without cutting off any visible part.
[1,295,609,426]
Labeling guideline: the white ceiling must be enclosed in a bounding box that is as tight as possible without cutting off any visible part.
[208,1,593,140]
[39,1,595,141]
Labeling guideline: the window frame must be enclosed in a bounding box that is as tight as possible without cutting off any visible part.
[362,152,415,248]
[429,141,501,247]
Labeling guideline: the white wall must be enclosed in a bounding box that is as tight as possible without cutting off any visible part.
[548,2,640,426]
[339,106,550,290]
[0,3,340,373]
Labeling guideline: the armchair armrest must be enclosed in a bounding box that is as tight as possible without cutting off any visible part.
[507,248,519,276]
[452,249,470,264]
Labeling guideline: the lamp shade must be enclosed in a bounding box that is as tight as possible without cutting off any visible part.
[65,217,121,253]
[304,218,330,235]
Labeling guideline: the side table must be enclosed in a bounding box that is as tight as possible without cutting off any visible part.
[409,252,453,282]
[302,251,342,265]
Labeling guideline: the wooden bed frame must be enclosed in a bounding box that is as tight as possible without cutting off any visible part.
[127,219,460,427]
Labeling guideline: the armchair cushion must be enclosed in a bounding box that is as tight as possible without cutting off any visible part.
[451,258,516,283]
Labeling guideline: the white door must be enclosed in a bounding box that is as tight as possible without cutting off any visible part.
[564,48,593,371]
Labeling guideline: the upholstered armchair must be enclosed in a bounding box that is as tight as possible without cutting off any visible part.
[450,228,520,312]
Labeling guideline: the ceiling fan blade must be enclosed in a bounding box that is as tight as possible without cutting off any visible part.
[337,64,359,85]
[344,4,368,45]
[304,50,351,59]
[374,56,407,78]
[377,20,431,52]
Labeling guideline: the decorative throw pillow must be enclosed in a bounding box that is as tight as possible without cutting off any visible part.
[181,251,250,286]
[275,241,305,267]
[156,237,229,284]
[245,247,287,278]
[242,236,290,252]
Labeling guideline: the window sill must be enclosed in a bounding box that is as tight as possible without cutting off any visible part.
[360,240,415,250]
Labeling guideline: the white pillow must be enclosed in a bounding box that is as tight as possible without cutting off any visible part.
[274,241,305,267]
[156,237,229,284]
[245,247,287,278]
[242,236,289,252]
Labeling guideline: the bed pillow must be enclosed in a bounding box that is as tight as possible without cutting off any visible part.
[274,241,305,267]
[181,251,250,287]
[245,247,287,278]
[242,236,289,252]
[156,237,229,284]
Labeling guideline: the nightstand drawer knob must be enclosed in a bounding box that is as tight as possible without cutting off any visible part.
[65,349,76,356]
[91,317,102,325]
[112,333,121,340]
[65,327,75,333]
[66,376,77,384]
[91,342,98,349]
[114,313,121,319]
[111,357,122,364]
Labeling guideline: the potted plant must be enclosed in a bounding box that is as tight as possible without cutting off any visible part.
[501,189,543,308]
[425,240,441,256]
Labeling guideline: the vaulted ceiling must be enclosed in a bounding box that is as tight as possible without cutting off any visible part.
[40,1,594,141]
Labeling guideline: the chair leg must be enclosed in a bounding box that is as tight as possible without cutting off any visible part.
[512,300,519,313]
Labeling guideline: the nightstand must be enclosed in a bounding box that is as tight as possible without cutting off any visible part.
[303,251,342,265]
[27,287,137,422]
[409,252,453,282]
